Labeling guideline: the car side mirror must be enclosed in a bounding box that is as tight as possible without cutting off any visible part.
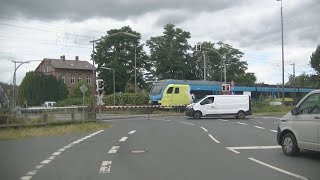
[291,107,299,115]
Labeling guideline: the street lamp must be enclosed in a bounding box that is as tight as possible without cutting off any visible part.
[100,67,115,106]
[11,60,42,110]
[277,0,285,103]
[134,43,145,94]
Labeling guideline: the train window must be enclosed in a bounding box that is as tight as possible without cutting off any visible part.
[174,88,179,94]
[167,87,173,94]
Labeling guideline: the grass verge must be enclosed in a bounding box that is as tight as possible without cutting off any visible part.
[0,121,111,141]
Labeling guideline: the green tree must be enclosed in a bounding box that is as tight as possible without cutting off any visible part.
[287,73,318,88]
[94,26,150,94]
[146,23,196,80]
[193,41,256,85]
[69,81,92,98]
[18,72,68,106]
[310,45,320,74]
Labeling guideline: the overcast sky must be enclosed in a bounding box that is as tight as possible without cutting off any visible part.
[0,0,319,85]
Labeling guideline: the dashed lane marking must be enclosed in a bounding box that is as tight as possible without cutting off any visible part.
[52,152,61,156]
[208,134,220,144]
[236,122,247,125]
[201,127,208,132]
[119,137,128,142]
[270,130,278,133]
[128,130,136,134]
[108,146,120,154]
[100,161,112,173]
[248,158,308,180]
[180,122,195,125]
[254,126,265,129]
[20,176,32,180]
[26,170,37,176]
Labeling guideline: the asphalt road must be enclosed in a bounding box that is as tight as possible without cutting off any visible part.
[1,115,319,180]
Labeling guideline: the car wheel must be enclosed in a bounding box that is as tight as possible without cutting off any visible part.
[237,111,245,119]
[281,133,299,156]
[194,111,202,119]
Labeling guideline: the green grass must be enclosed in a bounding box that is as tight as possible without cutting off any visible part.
[0,122,111,140]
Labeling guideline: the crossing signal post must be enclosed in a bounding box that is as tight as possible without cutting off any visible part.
[96,79,105,121]
[221,84,230,95]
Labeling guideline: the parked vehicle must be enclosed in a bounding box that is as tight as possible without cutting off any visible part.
[185,95,252,119]
[43,101,56,107]
[277,90,320,156]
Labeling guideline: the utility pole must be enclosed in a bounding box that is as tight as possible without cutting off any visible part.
[203,53,206,80]
[223,58,227,84]
[135,47,137,93]
[291,63,296,102]
[277,0,285,103]
[90,39,97,120]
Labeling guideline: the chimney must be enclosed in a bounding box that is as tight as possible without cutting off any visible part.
[75,56,79,61]
[61,55,65,62]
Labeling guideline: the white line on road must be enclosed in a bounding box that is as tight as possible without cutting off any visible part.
[270,130,278,133]
[20,176,32,180]
[219,119,229,122]
[254,126,265,129]
[58,148,66,152]
[41,159,51,164]
[52,152,61,156]
[119,137,128,142]
[128,130,136,134]
[35,165,43,169]
[208,134,220,143]
[149,118,171,122]
[201,127,208,132]
[131,150,145,153]
[26,170,37,176]
[248,158,308,180]
[100,161,112,173]
[227,145,281,150]
[108,146,120,154]
[180,122,195,125]
[236,122,247,125]
[226,147,240,154]
[48,156,55,160]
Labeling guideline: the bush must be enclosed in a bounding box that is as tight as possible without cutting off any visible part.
[104,93,149,106]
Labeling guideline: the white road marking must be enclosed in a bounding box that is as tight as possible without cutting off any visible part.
[150,118,171,122]
[58,148,66,152]
[248,158,308,180]
[226,147,240,154]
[119,137,128,142]
[35,165,43,169]
[219,119,229,122]
[41,159,51,164]
[26,170,37,176]
[236,122,247,125]
[48,156,55,160]
[108,146,120,154]
[208,134,220,143]
[254,126,265,129]
[131,150,145,153]
[201,127,208,132]
[226,145,281,151]
[128,130,136,134]
[52,152,61,156]
[180,122,195,125]
[20,176,32,180]
[270,130,278,133]
[100,161,112,173]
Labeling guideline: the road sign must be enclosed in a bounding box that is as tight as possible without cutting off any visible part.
[80,84,88,93]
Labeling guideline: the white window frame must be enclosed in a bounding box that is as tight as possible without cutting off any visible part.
[78,76,82,82]
[71,76,75,84]
[62,75,65,84]
[87,76,91,84]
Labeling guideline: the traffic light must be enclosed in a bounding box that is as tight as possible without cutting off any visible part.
[96,79,104,91]
[196,43,201,51]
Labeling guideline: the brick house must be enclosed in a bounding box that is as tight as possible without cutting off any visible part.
[35,55,96,91]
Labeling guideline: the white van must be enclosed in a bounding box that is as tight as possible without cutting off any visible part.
[277,90,320,156]
[186,95,252,119]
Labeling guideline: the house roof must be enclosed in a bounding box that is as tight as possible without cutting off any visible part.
[41,58,96,71]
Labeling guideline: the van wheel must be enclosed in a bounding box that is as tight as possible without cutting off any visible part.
[237,111,245,119]
[281,133,299,156]
[193,111,202,119]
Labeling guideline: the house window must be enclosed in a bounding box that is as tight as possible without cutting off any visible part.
[62,76,65,84]
[71,76,75,84]
[46,66,49,72]
[78,76,82,82]
[87,76,91,84]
